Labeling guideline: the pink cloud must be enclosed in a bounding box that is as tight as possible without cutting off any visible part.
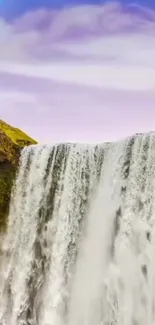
[0,2,155,143]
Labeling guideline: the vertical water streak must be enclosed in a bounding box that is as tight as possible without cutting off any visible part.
[67,141,126,325]
[39,144,104,325]
[0,145,56,325]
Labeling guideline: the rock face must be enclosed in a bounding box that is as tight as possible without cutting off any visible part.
[0,120,37,232]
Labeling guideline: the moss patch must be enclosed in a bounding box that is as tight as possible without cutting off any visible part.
[0,161,16,231]
[0,120,37,231]
[0,120,37,148]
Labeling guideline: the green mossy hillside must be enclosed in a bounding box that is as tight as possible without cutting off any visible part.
[0,120,37,164]
[0,120,37,231]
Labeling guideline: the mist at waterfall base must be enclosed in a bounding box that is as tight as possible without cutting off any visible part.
[1,134,155,325]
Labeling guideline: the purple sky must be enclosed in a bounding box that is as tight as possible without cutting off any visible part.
[0,2,155,143]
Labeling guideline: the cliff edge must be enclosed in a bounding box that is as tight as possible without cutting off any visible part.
[0,120,37,231]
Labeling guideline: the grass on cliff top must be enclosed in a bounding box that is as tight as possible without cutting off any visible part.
[0,120,37,147]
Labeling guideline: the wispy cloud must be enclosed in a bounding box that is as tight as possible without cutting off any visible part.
[0,2,155,142]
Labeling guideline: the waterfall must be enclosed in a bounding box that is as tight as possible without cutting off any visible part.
[1,134,155,325]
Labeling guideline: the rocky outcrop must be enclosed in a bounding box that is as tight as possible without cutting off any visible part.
[0,120,37,231]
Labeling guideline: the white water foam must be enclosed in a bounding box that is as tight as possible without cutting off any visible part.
[1,135,155,325]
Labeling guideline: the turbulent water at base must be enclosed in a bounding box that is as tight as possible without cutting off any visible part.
[1,135,155,325]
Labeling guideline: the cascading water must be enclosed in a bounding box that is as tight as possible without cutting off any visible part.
[1,134,155,325]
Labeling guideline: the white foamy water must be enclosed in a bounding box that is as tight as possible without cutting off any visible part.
[1,135,155,325]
